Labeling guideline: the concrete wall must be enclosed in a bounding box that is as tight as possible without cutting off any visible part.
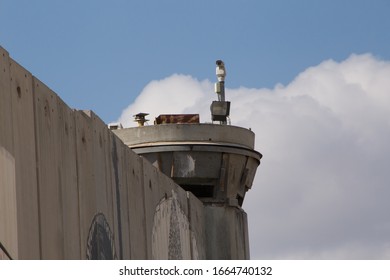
[0,47,206,260]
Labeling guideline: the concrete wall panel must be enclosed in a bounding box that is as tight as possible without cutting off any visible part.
[125,148,147,259]
[57,99,80,259]
[142,159,195,259]
[108,132,130,259]
[0,48,17,259]
[116,140,131,260]
[75,111,97,259]
[89,112,110,217]
[150,186,193,259]
[0,147,17,259]
[103,132,116,253]
[0,47,13,152]
[9,60,40,259]
[33,78,64,259]
[78,111,120,260]
[187,192,205,259]
[151,171,196,259]
[142,158,161,259]
[88,111,115,259]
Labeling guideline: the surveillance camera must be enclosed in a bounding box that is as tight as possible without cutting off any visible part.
[215,60,226,81]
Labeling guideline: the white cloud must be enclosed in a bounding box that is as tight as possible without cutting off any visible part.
[117,74,213,126]
[118,54,390,259]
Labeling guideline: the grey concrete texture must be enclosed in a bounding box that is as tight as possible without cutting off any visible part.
[0,47,256,260]
[204,205,250,259]
[114,124,262,208]
[114,123,256,149]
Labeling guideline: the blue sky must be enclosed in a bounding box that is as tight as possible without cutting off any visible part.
[2,1,390,259]
[1,0,389,123]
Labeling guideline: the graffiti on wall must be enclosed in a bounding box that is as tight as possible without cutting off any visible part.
[86,213,117,260]
[152,191,198,260]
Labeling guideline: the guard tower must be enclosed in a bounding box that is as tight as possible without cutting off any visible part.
[113,60,262,259]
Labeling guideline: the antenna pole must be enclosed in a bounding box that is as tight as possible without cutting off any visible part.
[218,81,225,102]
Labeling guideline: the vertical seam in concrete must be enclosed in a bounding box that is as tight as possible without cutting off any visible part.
[75,112,84,259]
[140,158,148,258]
[72,110,82,259]
[31,76,42,259]
[107,134,117,258]
[186,192,194,259]
[124,152,132,258]
[111,135,123,259]
[243,212,250,259]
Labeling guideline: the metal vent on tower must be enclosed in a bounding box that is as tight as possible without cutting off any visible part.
[133,113,149,127]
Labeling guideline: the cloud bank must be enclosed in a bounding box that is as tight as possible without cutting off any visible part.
[118,54,390,259]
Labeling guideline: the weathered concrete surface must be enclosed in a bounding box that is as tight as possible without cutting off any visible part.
[0,47,209,260]
[0,48,17,259]
[0,48,12,153]
[114,124,261,211]
[0,48,41,259]
[34,78,64,259]
[114,123,257,149]
[0,147,16,259]
[204,205,250,259]
[114,121,262,260]
[1,46,258,260]
[0,248,10,260]
[57,98,80,259]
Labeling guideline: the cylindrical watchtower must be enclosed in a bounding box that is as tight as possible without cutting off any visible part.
[114,123,261,207]
[113,121,261,259]
[112,60,262,259]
